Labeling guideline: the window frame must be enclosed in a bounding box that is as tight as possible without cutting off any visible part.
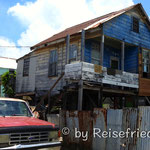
[23,58,30,77]
[142,49,150,78]
[69,44,78,63]
[110,56,119,70]
[48,49,58,77]
[132,16,139,33]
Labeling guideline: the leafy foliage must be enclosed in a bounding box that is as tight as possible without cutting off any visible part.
[1,71,16,97]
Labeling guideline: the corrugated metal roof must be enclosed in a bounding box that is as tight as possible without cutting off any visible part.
[31,3,146,50]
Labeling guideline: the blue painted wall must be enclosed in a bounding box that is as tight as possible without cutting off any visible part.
[85,41,138,73]
[103,11,150,49]
[124,46,138,73]
[84,40,100,63]
[103,45,121,69]
[84,10,150,73]
[85,40,92,63]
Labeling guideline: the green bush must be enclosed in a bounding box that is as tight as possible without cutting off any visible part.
[1,71,16,97]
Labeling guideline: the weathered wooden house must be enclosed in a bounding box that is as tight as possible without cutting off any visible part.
[16,3,150,111]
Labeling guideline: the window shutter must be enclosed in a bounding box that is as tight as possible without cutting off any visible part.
[48,50,58,76]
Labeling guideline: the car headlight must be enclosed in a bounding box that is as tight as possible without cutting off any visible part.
[48,131,58,140]
[0,134,9,144]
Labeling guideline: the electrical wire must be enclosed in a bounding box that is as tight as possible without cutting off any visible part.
[0,46,31,48]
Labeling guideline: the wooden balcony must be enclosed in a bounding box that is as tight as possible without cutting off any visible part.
[65,62,139,88]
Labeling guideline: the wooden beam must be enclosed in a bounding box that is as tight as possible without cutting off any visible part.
[121,41,125,71]
[78,80,83,110]
[62,90,67,110]
[34,73,64,112]
[98,88,103,108]
[66,34,70,64]
[122,97,126,108]
[103,88,136,95]
[81,30,85,61]
[134,95,139,107]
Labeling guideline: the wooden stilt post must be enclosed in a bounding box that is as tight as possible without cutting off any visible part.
[134,95,139,108]
[98,88,103,108]
[78,80,83,110]
[122,97,126,108]
[119,97,123,109]
[63,90,67,110]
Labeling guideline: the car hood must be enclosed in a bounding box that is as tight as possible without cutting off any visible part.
[0,116,55,128]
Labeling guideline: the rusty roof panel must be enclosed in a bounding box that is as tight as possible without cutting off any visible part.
[31,3,141,50]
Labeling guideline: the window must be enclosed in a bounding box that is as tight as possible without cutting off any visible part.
[110,57,119,70]
[132,17,139,33]
[142,49,150,78]
[0,100,32,117]
[23,58,30,76]
[48,50,58,76]
[69,44,77,63]
[91,42,100,65]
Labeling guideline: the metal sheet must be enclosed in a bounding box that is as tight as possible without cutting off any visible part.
[60,110,93,150]
[92,108,107,150]
[122,108,138,150]
[60,107,150,150]
[106,109,123,150]
[137,107,150,150]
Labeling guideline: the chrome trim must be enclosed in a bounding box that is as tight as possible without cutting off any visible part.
[0,141,61,149]
[10,131,49,145]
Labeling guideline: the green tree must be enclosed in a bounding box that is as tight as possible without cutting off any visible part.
[1,71,16,97]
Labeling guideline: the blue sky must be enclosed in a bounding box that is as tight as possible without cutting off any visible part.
[0,0,28,42]
[0,0,149,58]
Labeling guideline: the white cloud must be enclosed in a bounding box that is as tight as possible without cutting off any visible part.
[0,37,30,59]
[6,0,134,58]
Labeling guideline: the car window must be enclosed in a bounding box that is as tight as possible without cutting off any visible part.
[0,100,32,117]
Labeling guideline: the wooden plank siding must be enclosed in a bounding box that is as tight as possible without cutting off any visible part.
[16,56,36,93]
[139,52,150,96]
[16,39,82,96]
[139,78,150,96]
[103,9,150,50]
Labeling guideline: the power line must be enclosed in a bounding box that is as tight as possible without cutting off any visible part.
[0,46,31,48]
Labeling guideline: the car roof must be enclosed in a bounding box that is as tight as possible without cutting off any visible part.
[0,97,26,103]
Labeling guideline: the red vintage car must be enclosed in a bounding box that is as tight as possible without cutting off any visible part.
[0,97,61,149]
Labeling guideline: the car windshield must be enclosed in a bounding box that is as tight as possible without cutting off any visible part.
[0,100,32,117]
